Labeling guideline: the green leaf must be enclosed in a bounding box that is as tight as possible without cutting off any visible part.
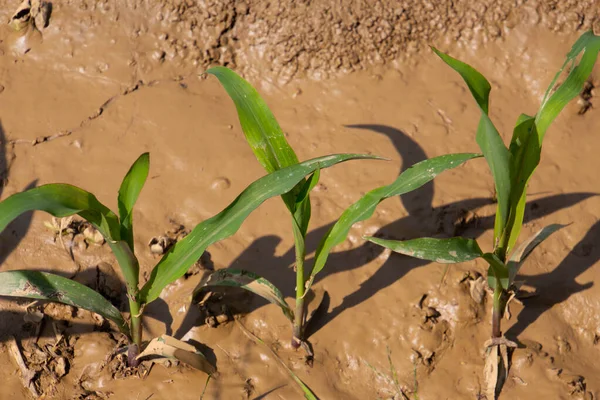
[118,153,150,252]
[108,240,141,297]
[432,47,511,247]
[0,184,120,240]
[307,153,481,289]
[0,270,128,334]
[139,153,375,304]
[209,67,320,240]
[507,224,566,283]
[483,253,509,289]
[196,269,294,322]
[207,67,299,174]
[431,47,491,113]
[537,31,600,139]
[502,116,540,255]
[0,183,142,299]
[365,237,483,263]
[294,169,320,236]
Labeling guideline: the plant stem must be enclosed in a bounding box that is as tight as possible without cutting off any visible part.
[292,233,306,349]
[127,298,142,367]
[492,283,505,338]
[109,241,142,364]
[129,299,142,348]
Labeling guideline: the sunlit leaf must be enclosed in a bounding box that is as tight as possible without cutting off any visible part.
[0,184,120,240]
[207,67,299,175]
[503,116,540,255]
[537,31,600,138]
[307,153,481,289]
[432,47,511,246]
[365,236,483,263]
[139,153,375,304]
[118,152,150,252]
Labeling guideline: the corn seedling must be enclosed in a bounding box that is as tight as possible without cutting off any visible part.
[197,67,481,351]
[365,31,600,397]
[0,151,372,369]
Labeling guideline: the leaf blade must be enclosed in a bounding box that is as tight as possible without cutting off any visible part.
[0,270,128,334]
[207,67,299,174]
[503,116,540,254]
[139,153,376,304]
[0,184,120,240]
[0,184,141,297]
[365,237,483,264]
[483,253,509,289]
[432,48,511,246]
[365,236,484,263]
[307,153,481,287]
[197,269,294,322]
[507,224,566,283]
[537,31,600,138]
[118,153,150,252]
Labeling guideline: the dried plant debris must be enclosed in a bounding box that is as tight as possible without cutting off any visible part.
[8,329,76,398]
[45,217,106,248]
[9,0,51,32]
[203,304,231,328]
[136,335,216,375]
[149,221,214,276]
[578,80,595,115]
[148,222,189,255]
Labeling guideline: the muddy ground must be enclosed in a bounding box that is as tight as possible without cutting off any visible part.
[0,0,599,399]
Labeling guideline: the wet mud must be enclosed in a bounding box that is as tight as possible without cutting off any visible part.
[0,1,599,399]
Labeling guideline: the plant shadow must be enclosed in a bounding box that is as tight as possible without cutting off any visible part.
[199,124,595,340]
[0,120,36,267]
[507,219,600,338]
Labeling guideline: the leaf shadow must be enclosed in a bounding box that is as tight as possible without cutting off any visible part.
[506,219,600,338]
[212,124,595,340]
[0,121,36,268]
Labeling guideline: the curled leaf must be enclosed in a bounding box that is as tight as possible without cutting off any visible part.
[195,269,294,322]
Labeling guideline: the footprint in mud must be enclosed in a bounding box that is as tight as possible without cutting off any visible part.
[509,339,595,400]
[409,297,453,373]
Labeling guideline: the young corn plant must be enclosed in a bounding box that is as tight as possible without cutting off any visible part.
[365,31,600,396]
[197,67,481,352]
[0,151,372,368]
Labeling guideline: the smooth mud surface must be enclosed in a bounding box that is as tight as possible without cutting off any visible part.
[0,1,599,399]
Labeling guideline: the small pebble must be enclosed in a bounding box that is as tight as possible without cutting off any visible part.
[0,84,5,94]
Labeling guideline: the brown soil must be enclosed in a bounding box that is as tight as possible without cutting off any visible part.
[1,1,600,399]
